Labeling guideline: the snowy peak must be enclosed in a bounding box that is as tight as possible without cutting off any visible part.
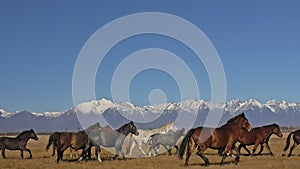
[0,109,11,118]
[75,98,116,114]
[1,98,300,119]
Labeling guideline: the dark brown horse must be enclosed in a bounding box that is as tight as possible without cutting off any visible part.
[178,113,252,166]
[54,131,89,163]
[238,123,283,156]
[283,129,300,157]
[0,129,38,159]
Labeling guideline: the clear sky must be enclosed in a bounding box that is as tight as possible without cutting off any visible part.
[0,1,299,112]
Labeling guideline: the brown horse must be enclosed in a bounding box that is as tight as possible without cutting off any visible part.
[238,123,283,156]
[283,129,300,157]
[54,131,89,163]
[178,113,252,166]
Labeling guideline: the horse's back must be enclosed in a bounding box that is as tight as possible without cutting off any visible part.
[0,137,8,145]
[0,137,21,150]
[88,129,122,147]
[293,130,300,141]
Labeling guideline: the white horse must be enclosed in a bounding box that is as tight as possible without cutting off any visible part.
[126,121,178,157]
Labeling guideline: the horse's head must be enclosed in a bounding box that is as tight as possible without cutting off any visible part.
[128,121,139,136]
[29,129,39,140]
[272,123,283,138]
[166,121,178,132]
[239,113,252,131]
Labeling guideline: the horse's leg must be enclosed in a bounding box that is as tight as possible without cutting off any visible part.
[95,146,102,162]
[288,142,298,157]
[138,141,147,156]
[56,147,61,163]
[196,147,209,166]
[78,145,90,161]
[221,153,227,165]
[221,144,234,165]
[20,150,24,159]
[237,144,243,156]
[251,143,260,157]
[69,148,73,158]
[154,144,160,156]
[161,144,171,155]
[87,147,92,160]
[233,146,241,164]
[22,147,32,159]
[1,147,5,159]
[148,143,154,156]
[263,143,274,156]
[128,140,136,156]
[120,147,125,160]
[218,148,224,156]
[257,144,264,155]
[56,145,68,163]
[52,146,56,156]
[242,145,251,155]
[184,139,196,166]
[112,147,119,160]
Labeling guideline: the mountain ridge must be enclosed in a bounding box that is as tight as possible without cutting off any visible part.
[1,99,300,132]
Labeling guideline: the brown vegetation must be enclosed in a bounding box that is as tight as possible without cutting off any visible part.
[0,133,299,169]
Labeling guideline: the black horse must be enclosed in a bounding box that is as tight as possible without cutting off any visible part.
[0,129,38,159]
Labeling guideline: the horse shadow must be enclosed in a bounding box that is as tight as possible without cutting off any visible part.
[282,154,300,157]
[188,160,238,167]
[64,156,137,163]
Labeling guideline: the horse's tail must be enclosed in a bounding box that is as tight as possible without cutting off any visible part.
[147,134,157,145]
[46,133,55,151]
[46,132,60,151]
[284,131,294,151]
[178,129,194,159]
[125,133,133,155]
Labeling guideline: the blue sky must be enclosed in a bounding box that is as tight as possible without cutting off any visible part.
[0,1,299,112]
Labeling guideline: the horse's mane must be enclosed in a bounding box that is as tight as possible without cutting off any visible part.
[117,121,132,132]
[226,115,239,123]
[254,123,278,129]
[86,122,102,130]
[16,130,31,138]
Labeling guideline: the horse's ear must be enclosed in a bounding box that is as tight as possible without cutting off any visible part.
[241,113,245,117]
[130,121,134,124]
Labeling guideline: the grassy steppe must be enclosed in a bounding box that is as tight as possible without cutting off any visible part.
[0,133,299,169]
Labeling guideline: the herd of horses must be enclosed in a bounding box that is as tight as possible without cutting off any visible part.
[1,113,300,166]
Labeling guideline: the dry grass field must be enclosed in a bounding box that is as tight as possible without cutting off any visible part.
[0,133,300,169]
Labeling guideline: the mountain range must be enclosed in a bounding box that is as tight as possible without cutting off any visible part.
[1,99,300,133]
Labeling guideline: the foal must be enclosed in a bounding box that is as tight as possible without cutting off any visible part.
[238,123,283,156]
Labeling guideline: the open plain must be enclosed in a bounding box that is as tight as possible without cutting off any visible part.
[0,133,299,169]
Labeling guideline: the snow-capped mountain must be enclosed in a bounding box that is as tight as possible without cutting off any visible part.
[0,109,11,118]
[1,99,300,132]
